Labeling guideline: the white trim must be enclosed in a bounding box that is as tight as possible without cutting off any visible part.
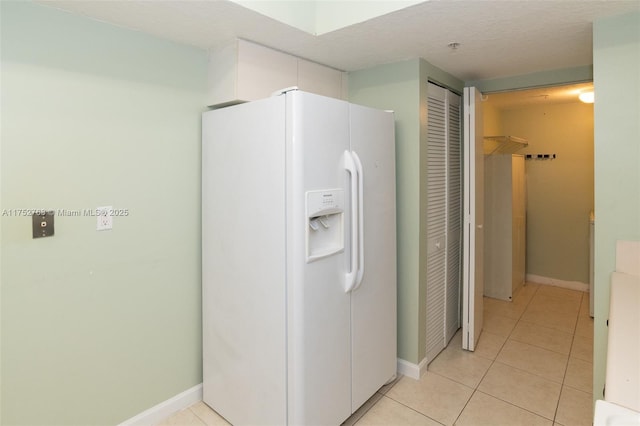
[118,383,203,426]
[397,357,428,380]
[526,274,589,292]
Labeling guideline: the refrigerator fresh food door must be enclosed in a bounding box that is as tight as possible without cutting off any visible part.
[348,103,397,410]
[285,91,352,425]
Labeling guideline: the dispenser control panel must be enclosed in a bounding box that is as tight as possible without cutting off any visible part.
[306,189,344,218]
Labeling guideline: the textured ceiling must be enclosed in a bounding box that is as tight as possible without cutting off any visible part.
[227,0,426,35]
[39,0,639,82]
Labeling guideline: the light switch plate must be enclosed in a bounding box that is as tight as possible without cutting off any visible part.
[96,206,113,231]
[33,211,55,238]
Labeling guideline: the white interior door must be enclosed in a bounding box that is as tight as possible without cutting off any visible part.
[462,87,484,351]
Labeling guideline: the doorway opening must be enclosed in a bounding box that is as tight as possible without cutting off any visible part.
[481,81,595,306]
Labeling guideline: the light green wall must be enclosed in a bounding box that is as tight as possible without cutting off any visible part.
[500,103,594,283]
[592,11,640,403]
[348,59,462,365]
[0,2,208,424]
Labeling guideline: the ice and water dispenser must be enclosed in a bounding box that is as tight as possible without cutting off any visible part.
[306,189,344,262]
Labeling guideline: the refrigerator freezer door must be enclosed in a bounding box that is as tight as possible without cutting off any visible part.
[349,103,397,410]
[286,91,352,425]
[202,96,288,425]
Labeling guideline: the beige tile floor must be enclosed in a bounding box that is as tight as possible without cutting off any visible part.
[159,282,594,426]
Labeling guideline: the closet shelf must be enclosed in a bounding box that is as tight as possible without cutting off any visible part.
[483,135,528,155]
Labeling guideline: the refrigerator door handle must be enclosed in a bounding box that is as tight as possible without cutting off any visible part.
[344,150,359,293]
[352,151,365,291]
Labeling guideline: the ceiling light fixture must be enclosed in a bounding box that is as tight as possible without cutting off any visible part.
[579,91,594,103]
[448,42,460,50]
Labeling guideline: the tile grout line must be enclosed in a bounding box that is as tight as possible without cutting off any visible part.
[492,283,551,417]
[380,392,447,425]
[508,334,572,358]
[523,284,575,425]
[553,291,594,424]
[474,389,560,423]
[346,391,384,425]
[187,407,208,426]
[452,283,540,425]
[506,284,571,422]
[521,289,593,423]
[552,302,580,424]
[471,284,567,423]
[450,332,507,425]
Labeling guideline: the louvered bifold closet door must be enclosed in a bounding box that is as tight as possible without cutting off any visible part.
[425,83,448,363]
[445,91,462,343]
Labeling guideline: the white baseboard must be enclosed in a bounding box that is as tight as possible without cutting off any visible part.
[397,357,428,380]
[526,274,589,292]
[118,383,202,426]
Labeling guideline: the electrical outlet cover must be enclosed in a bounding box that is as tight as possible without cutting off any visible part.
[96,206,113,231]
[32,211,55,238]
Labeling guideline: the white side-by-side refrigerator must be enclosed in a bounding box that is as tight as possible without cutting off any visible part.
[202,90,397,425]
